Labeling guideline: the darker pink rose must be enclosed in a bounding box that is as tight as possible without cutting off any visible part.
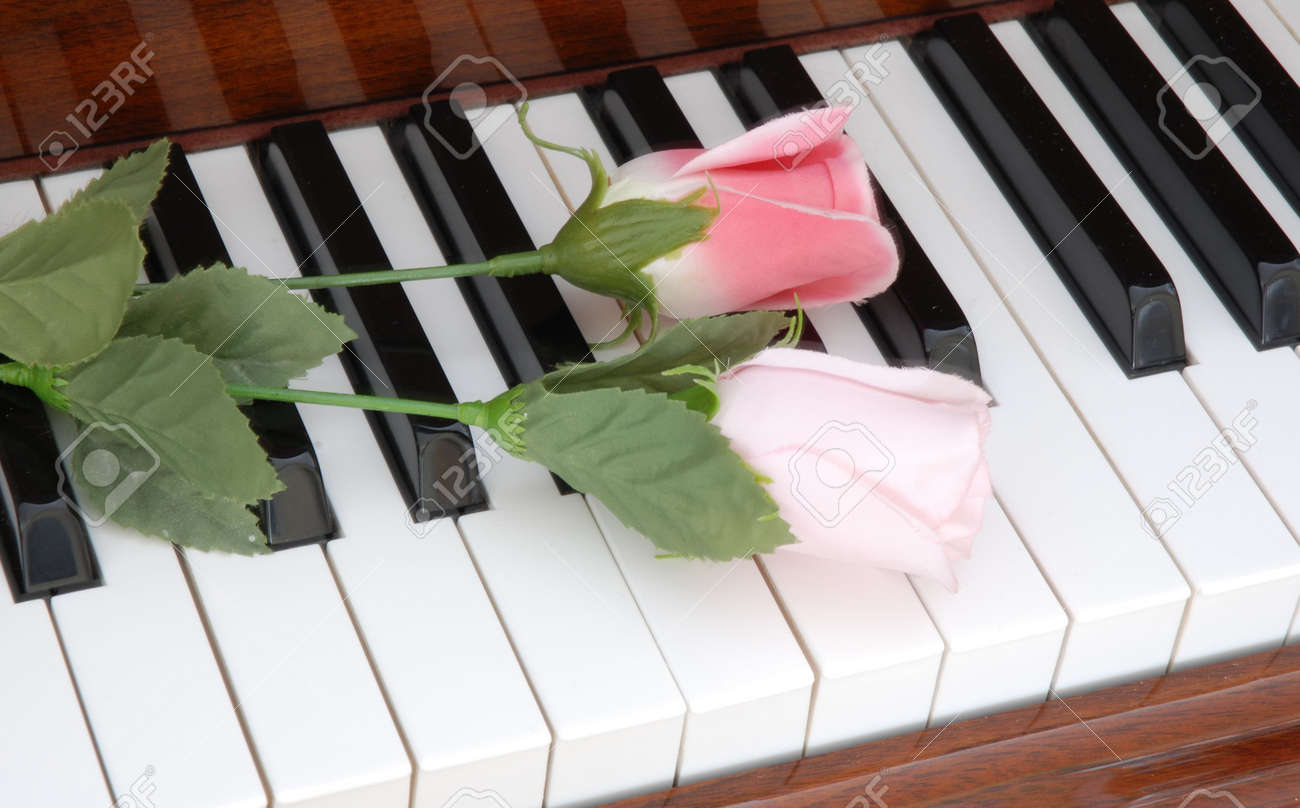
[604,106,900,317]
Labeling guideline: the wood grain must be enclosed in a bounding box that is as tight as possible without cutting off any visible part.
[595,644,1300,807]
[0,0,1046,179]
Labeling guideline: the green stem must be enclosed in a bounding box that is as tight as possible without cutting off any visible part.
[228,384,486,425]
[134,250,547,294]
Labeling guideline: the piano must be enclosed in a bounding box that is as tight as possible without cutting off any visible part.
[4,0,1300,805]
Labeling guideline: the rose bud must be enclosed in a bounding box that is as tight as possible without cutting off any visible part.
[712,347,992,591]
[531,105,899,335]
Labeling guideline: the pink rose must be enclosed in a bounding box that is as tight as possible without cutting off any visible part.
[604,107,900,318]
[712,348,993,591]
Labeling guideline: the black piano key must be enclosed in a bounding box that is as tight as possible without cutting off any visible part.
[142,143,231,281]
[860,193,983,383]
[915,14,1185,377]
[387,102,590,388]
[251,121,486,520]
[1035,0,1300,350]
[142,142,338,548]
[583,66,702,163]
[721,45,982,382]
[0,383,99,601]
[1138,0,1300,213]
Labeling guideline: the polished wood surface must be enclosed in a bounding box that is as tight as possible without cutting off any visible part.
[598,644,1300,807]
[0,0,1048,178]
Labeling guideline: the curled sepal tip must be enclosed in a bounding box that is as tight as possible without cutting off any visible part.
[459,387,528,458]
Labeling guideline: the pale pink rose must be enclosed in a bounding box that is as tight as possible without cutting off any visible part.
[604,106,899,318]
[712,348,993,591]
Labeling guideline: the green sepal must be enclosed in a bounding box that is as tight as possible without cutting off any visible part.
[69,138,170,223]
[536,311,790,409]
[514,384,796,559]
[539,194,713,327]
[458,387,528,458]
[118,263,357,388]
[663,365,720,419]
[519,102,716,334]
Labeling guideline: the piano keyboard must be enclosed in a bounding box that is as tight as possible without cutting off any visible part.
[6,1,1300,805]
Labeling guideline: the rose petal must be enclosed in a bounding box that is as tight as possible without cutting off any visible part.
[673,106,854,176]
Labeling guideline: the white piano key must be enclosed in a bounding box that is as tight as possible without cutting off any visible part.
[458,498,686,807]
[198,135,554,808]
[475,98,631,360]
[665,71,748,143]
[327,124,558,509]
[0,597,110,806]
[186,145,411,807]
[491,97,821,781]
[760,556,943,755]
[806,303,1068,725]
[660,70,945,749]
[38,166,100,207]
[833,44,1192,692]
[1233,0,1300,85]
[0,180,111,808]
[331,121,684,804]
[995,20,1300,612]
[668,63,1068,723]
[34,170,267,808]
[857,38,1300,670]
[1114,3,1300,249]
[1265,0,1300,56]
[588,502,813,783]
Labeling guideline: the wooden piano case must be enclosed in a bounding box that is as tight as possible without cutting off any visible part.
[4,0,1299,804]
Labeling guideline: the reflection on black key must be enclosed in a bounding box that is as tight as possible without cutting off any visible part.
[916,14,1185,377]
[721,45,982,381]
[143,143,338,547]
[860,193,983,383]
[1139,0,1300,212]
[1036,0,1300,350]
[0,384,99,601]
[584,66,702,162]
[387,102,599,495]
[252,122,485,520]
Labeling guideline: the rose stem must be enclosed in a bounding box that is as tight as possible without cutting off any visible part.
[227,384,485,425]
[133,250,546,294]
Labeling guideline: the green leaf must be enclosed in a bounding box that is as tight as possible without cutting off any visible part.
[0,199,143,366]
[66,430,268,554]
[538,311,789,401]
[518,384,795,559]
[60,335,284,504]
[70,138,170,222]
[119,264,357,387]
